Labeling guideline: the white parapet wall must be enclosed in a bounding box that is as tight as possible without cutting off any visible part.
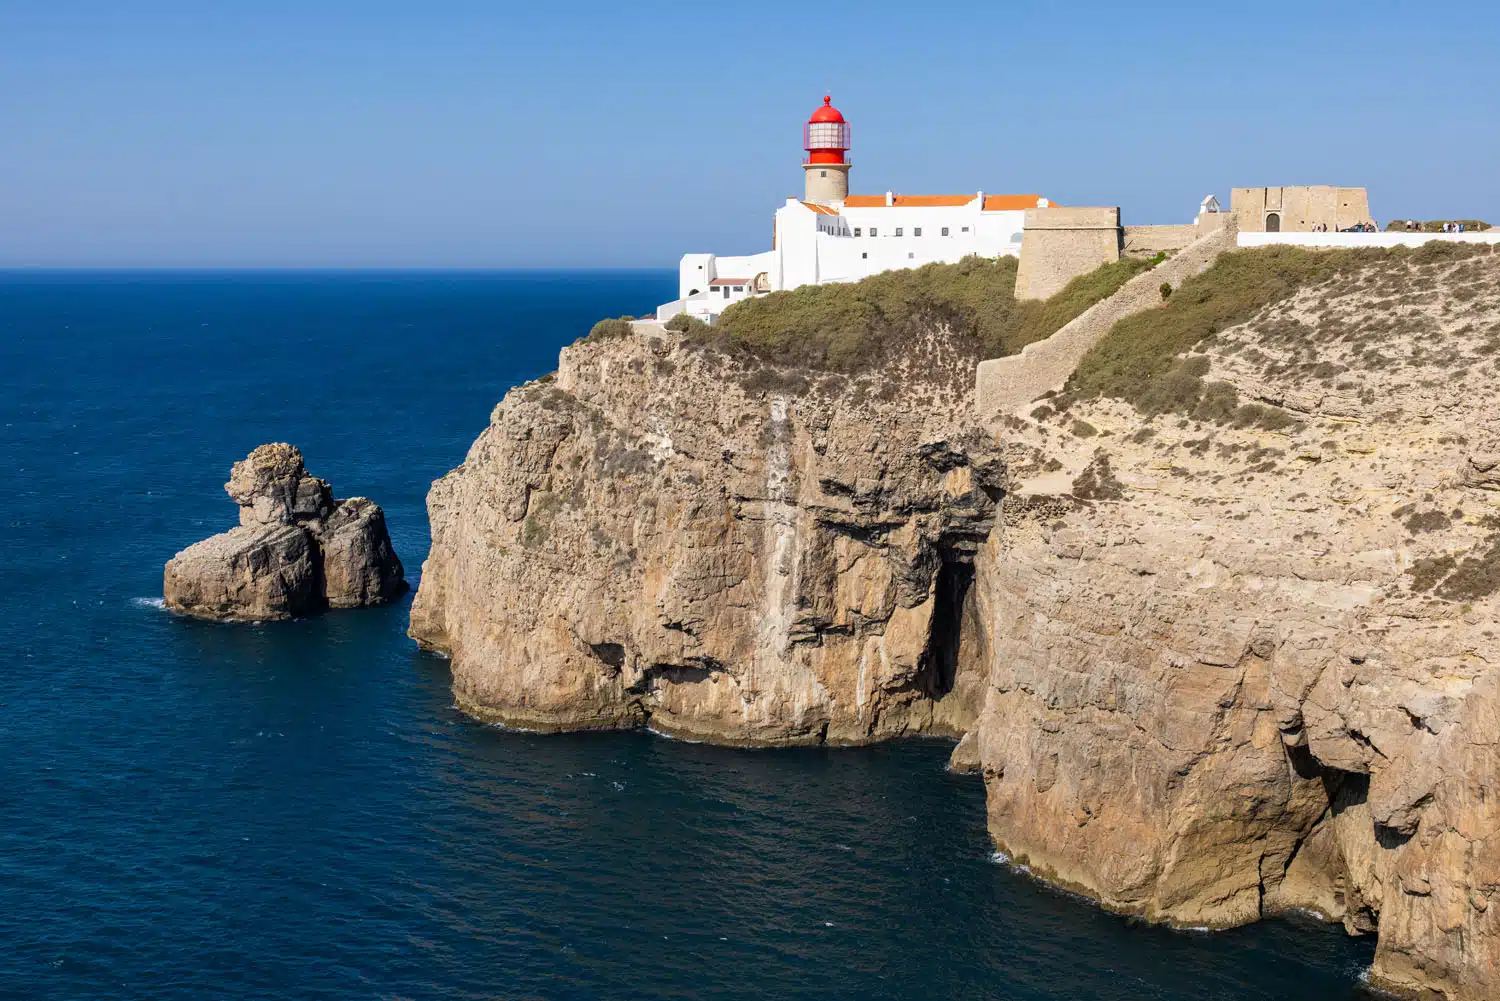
[1238,231,1500,249]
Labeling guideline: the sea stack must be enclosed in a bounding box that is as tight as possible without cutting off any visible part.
[164,443,406,621]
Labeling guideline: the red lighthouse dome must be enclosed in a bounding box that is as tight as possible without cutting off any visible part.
[804,95,850,165]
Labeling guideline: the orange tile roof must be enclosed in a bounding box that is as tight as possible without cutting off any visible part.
[839,193,1053,210]
[800,201,840,215]
[843,194,973,208]
[708,278,749,285]
[984,194,1050,211]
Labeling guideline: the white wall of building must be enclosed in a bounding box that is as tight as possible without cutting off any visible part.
[679,254,714,298]
[659,195,1039,322]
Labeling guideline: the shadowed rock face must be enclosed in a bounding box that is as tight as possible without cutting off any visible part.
[164,443,405,621]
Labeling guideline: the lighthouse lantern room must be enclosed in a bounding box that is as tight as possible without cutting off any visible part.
[803,95,851,204]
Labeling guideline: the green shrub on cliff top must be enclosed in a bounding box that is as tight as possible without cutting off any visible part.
[586,317,635,342]
[692,254,1151,374]
[663,312,708,334]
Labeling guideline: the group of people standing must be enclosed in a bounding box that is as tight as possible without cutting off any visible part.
[1398,220,1472,233]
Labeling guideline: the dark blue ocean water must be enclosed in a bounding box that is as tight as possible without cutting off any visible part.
[0,271,1376,1000]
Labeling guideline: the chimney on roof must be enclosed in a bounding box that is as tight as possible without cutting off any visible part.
[977,190,984,209]
[885,190,894,207]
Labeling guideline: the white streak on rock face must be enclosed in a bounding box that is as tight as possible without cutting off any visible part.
[750,396,803,725]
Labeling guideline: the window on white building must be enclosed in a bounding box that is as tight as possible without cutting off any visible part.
[941,227,949,236]
[861,252,868,259]
[914,227,922,237]
[962,226,970,233]
[908,252,914,259]
[895,227,903,237]
[722,287,730,299]
[870,227,877,237]
[733,286,744,293]
[854,228,861,236]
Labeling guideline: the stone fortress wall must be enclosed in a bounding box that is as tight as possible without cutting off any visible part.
[1016,197,1232,299]
[1231,185,1372,232]
[1013,207,1123,300]
[1018,187,1369,300]
[987,183,1494,416]
[979,219,1239,414]
[1128,217,1230,258]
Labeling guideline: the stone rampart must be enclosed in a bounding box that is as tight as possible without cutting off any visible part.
[976,219,1238,416]
[1122,224,1197,257]
[1014,207,1122,301]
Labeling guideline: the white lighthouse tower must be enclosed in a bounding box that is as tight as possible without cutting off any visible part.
[802,95,851,205]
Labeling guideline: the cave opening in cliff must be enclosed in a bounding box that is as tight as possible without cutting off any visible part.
[922,552,975,699]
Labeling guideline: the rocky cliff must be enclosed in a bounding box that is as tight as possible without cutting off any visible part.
[978,245,1500,999]
[412,244,1500,1000]
[165,443,406,621]
[410,325,1000,744]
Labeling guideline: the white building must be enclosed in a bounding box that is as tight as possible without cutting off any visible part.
[657,95,1052,323]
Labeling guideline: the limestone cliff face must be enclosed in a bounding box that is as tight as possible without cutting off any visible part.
[410,326,1000,744]
[975,249,1500,1000]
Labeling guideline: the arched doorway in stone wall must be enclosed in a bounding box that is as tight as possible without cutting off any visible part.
[1266,212,1281,232]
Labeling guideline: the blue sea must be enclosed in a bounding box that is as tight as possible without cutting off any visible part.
[0,271,1376,1000]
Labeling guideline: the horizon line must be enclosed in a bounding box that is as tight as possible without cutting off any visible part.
[0,265,678,274]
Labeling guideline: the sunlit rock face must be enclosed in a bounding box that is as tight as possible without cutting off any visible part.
[410,324,999,745]
[971,248,1500,1000]
[166,443,405,621]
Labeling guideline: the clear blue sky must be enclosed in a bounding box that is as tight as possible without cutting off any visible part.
[2,1,1495,268]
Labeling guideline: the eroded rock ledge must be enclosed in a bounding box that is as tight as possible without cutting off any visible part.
[410,325,1000,746]
[165,443,406,621]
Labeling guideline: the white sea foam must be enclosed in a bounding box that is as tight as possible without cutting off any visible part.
[131,597,166,610]
[481,719,547,734]
[645,724,705,744]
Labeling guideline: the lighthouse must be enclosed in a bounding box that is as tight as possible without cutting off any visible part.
[656,92,1054,324]
[803,95,851,205]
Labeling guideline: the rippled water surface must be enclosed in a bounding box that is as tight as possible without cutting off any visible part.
[0,272,1376,999]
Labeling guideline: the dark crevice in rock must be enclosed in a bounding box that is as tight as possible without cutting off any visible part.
[589,642,626,670]
[921,553,975,699]
[625,662,718,697]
